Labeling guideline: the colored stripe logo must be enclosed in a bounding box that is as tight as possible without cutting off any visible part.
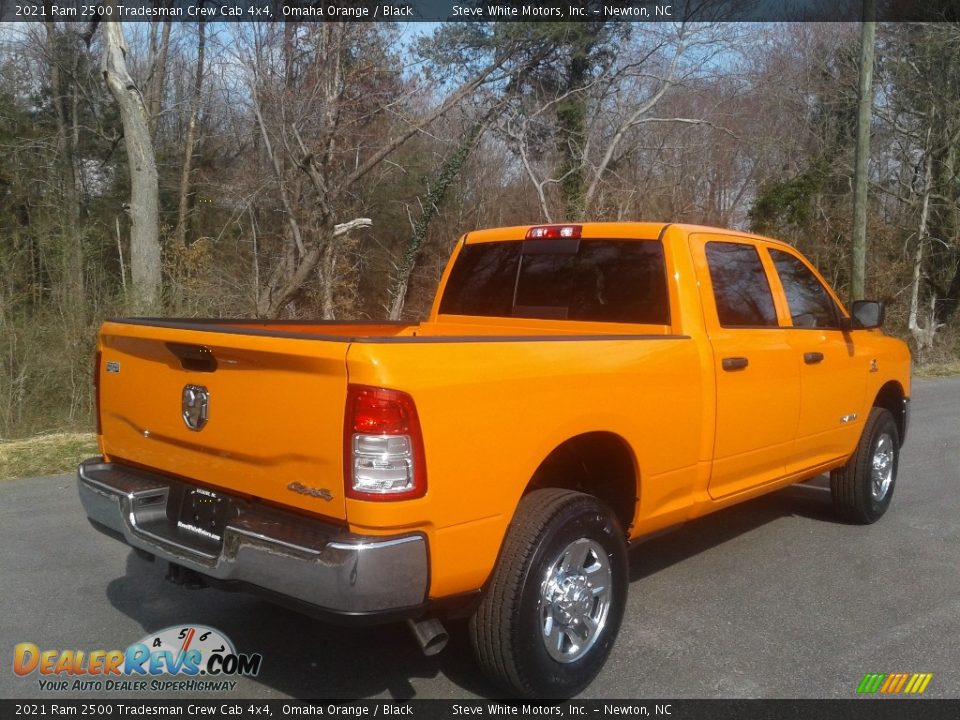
[857,672,933,694]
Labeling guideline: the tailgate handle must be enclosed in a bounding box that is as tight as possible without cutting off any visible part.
[722,357,749,371]
[166,343,217,373]
[804,352,825,365]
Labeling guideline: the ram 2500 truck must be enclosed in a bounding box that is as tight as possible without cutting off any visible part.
[79,222,910,698]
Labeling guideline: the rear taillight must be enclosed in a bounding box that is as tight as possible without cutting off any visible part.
[94,350,102,435]
[344,385,426,500]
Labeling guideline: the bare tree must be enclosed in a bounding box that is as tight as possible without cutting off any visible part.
[41,18,84,310]
[241,23,516,318]
[143,19,172,138]
[908,147,940,359]
[498,24,728,221]
[101,15,161,313]
[173,18,206,250]
[387,113,493,320]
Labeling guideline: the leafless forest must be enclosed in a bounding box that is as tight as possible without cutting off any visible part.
[1,20,958,438]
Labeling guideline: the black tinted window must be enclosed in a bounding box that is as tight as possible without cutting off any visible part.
[770,249,840,329]
[437,242,520,318]
[439,239,669,325]
[705,242,778,328]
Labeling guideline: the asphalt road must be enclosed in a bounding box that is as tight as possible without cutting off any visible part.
[2,377,958,700]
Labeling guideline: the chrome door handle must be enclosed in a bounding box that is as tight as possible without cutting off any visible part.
[804,352,824,365]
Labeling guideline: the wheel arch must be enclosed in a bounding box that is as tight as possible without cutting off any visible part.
[872,380,907,446]
[523,431,638,535]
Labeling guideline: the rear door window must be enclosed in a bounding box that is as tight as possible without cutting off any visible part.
[705,242,778,328]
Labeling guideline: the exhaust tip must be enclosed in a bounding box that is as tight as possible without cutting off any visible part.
[407,618,449,656]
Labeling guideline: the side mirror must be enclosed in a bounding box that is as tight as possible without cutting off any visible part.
[851,300,885,329]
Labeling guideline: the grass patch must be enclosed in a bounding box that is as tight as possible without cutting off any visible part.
[0,432,98,480]
[913,361,960,378]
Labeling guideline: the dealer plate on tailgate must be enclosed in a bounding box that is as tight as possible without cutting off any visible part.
[177,487,228,543]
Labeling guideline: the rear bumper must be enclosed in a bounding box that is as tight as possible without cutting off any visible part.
[77,458,428,616]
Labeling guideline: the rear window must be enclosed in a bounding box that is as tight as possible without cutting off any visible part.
[438,239,669,325]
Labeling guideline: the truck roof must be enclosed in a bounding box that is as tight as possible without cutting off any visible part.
[463,222,794,249]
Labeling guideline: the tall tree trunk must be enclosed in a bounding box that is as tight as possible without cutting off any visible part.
[43,19,84,312]
[101,16,162,314]
[933,131,960,324]
[318,242,338,320]
[556,48,590,220]
[909,149,938,360]
[174,18,206,250]
[850,0,876,300]
[387,117,489,321]
[145,19,172,138]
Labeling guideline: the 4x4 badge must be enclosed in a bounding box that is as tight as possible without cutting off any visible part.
[287,482,333,501]
[182,385,209,431]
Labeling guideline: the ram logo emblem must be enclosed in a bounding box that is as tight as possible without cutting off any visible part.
[182,385,209,431]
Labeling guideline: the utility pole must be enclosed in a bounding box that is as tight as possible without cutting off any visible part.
[851,0,876,300]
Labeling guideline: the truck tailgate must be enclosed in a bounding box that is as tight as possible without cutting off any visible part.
[97,321,349,521]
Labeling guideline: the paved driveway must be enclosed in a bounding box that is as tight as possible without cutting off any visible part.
[2,378,957,699]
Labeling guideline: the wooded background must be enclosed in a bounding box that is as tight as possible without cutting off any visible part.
[1,19,958,439]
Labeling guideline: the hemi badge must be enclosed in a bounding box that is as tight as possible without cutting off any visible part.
[841,414,858,424]
[106,361,121,373]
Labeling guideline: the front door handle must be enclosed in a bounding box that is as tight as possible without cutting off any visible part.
[804,352,825,365]
[722,356,749,371]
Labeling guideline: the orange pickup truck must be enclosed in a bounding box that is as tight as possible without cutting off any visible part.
[79,222,910,697]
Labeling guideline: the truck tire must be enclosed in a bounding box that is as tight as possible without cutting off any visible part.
[469,488,628,698]
[830,407,900,524]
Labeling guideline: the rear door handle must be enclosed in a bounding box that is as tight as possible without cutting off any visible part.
[722,357,749,371]
[804,352,824,365]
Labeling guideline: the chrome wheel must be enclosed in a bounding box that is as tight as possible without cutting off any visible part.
[470,489,627,697]
[871,433,894,502]
[539,537,612,663]
[831,407,900,525]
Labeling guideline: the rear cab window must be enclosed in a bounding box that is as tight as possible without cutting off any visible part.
[438,238,670,325]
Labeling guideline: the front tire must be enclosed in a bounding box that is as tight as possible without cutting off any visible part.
[830,407,900,524]
[469,489,628,698]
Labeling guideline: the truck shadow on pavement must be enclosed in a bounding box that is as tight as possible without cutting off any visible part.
[105,553,498,699]
[104,476,837,700]
[629,474,838,583]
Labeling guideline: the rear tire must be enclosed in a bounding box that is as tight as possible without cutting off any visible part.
[469,489,628,699]
[830,407,899,524]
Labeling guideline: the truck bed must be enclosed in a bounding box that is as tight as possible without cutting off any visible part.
[96,316,685,530]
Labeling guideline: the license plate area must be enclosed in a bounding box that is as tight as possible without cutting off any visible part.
[176,488,228,545]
